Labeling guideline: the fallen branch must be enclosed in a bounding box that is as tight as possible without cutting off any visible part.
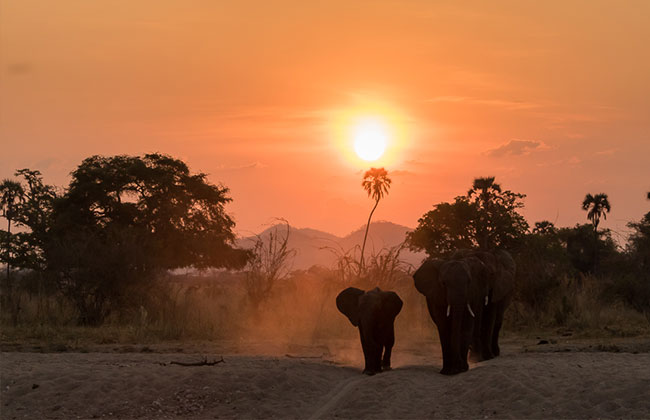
[285,354,323,359]
[168,356,225,366]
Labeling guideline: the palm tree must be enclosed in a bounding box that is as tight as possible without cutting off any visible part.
[359,168,391,273]
[581,193,611,272]
[468,176,502,249]
[581,193,611,234]
[0,179,24,287]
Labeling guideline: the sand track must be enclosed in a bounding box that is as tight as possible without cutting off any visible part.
[1,349,649,419]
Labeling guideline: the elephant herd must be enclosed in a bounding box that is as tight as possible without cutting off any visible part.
[336,249,516,375]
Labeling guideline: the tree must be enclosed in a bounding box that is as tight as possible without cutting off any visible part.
[359,167,391,272]
[581,193,611,271]
[0,179,25,324]
[48,154,250,325]
[407,196,476,258]
[0,179,24,280]
[408,178,528,257]
[244,220,296,314]
[468,176,527,250]
[581,193,611,234]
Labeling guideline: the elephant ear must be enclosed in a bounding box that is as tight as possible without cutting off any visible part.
[413,258,444,296]
[381,291,403,319]
[336,287,365,327]
[492,250,516,302]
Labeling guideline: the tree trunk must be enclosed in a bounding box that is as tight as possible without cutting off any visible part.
[359,198,380,275]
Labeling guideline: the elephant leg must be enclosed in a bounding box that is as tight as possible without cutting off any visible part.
[491,300,508,357]
[481,303,496,360]
[460,310,474,372]
[360,325,382,375]
[445,306,465,375]
[381,322,395,370]
[469,308,484,363]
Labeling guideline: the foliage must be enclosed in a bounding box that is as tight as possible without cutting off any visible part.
[0,170,58,271]
[626,211,650,272]
[408,177,528,257]
[513,221,574,316]
[559,223,618,274]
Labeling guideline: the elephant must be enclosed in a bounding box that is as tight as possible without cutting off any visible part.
[336,287,403,375]
[452,249,516,361]
[413,257,489,375]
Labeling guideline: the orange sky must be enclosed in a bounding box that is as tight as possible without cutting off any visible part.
[1,1,649,238]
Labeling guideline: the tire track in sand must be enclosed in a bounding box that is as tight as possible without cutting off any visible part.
[308,375,367,419]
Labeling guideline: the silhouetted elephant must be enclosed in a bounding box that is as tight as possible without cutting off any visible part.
[452,249,516,360]
[336,287,403,375]
[413,257,488,375]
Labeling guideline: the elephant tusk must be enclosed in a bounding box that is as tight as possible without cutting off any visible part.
[467,303,475,318]
[484,295,489,306]
[446,305,451,317]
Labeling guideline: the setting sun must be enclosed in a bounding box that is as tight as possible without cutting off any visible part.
[353,118,389,161]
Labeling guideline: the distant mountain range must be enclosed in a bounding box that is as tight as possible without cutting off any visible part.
[236,221,427,270]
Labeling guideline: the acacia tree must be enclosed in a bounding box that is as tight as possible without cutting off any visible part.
[360,167,391,272]
[48,154,250,325]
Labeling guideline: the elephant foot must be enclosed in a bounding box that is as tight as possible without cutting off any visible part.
[492,346,501,357]
[440,366,462,375]
[482,351,495,361]
[469,351,483,363]
[363,368,381,376]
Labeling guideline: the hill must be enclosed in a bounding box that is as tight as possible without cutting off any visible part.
[237,221,426,271]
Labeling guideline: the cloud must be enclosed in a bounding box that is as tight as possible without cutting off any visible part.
[485,139,547,157]
[426,96,539,110]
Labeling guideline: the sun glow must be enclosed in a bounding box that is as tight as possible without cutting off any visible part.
[329,99,411,168]
[353,118,388,161]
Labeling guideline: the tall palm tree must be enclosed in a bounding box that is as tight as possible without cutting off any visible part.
[0,179,24,283]
[581,193,611,272]
[468,176,501,249]
[359,168,391,273]
[581,193,611,234]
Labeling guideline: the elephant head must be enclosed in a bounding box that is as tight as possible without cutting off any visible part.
[413,258,445,296]
[336,287,366,326]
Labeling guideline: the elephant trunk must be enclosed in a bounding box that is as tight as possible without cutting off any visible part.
[449,305,465,373]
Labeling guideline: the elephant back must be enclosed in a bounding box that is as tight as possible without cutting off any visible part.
[492,250,516,302]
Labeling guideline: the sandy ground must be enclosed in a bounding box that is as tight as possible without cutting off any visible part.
[2,338,650,419]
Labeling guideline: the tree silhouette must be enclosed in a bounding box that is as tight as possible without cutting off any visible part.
[360,167,391,272]
[0,179,24,280]
[581,193,611,234]
[468,176,502,249]
[581,192,611,272]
